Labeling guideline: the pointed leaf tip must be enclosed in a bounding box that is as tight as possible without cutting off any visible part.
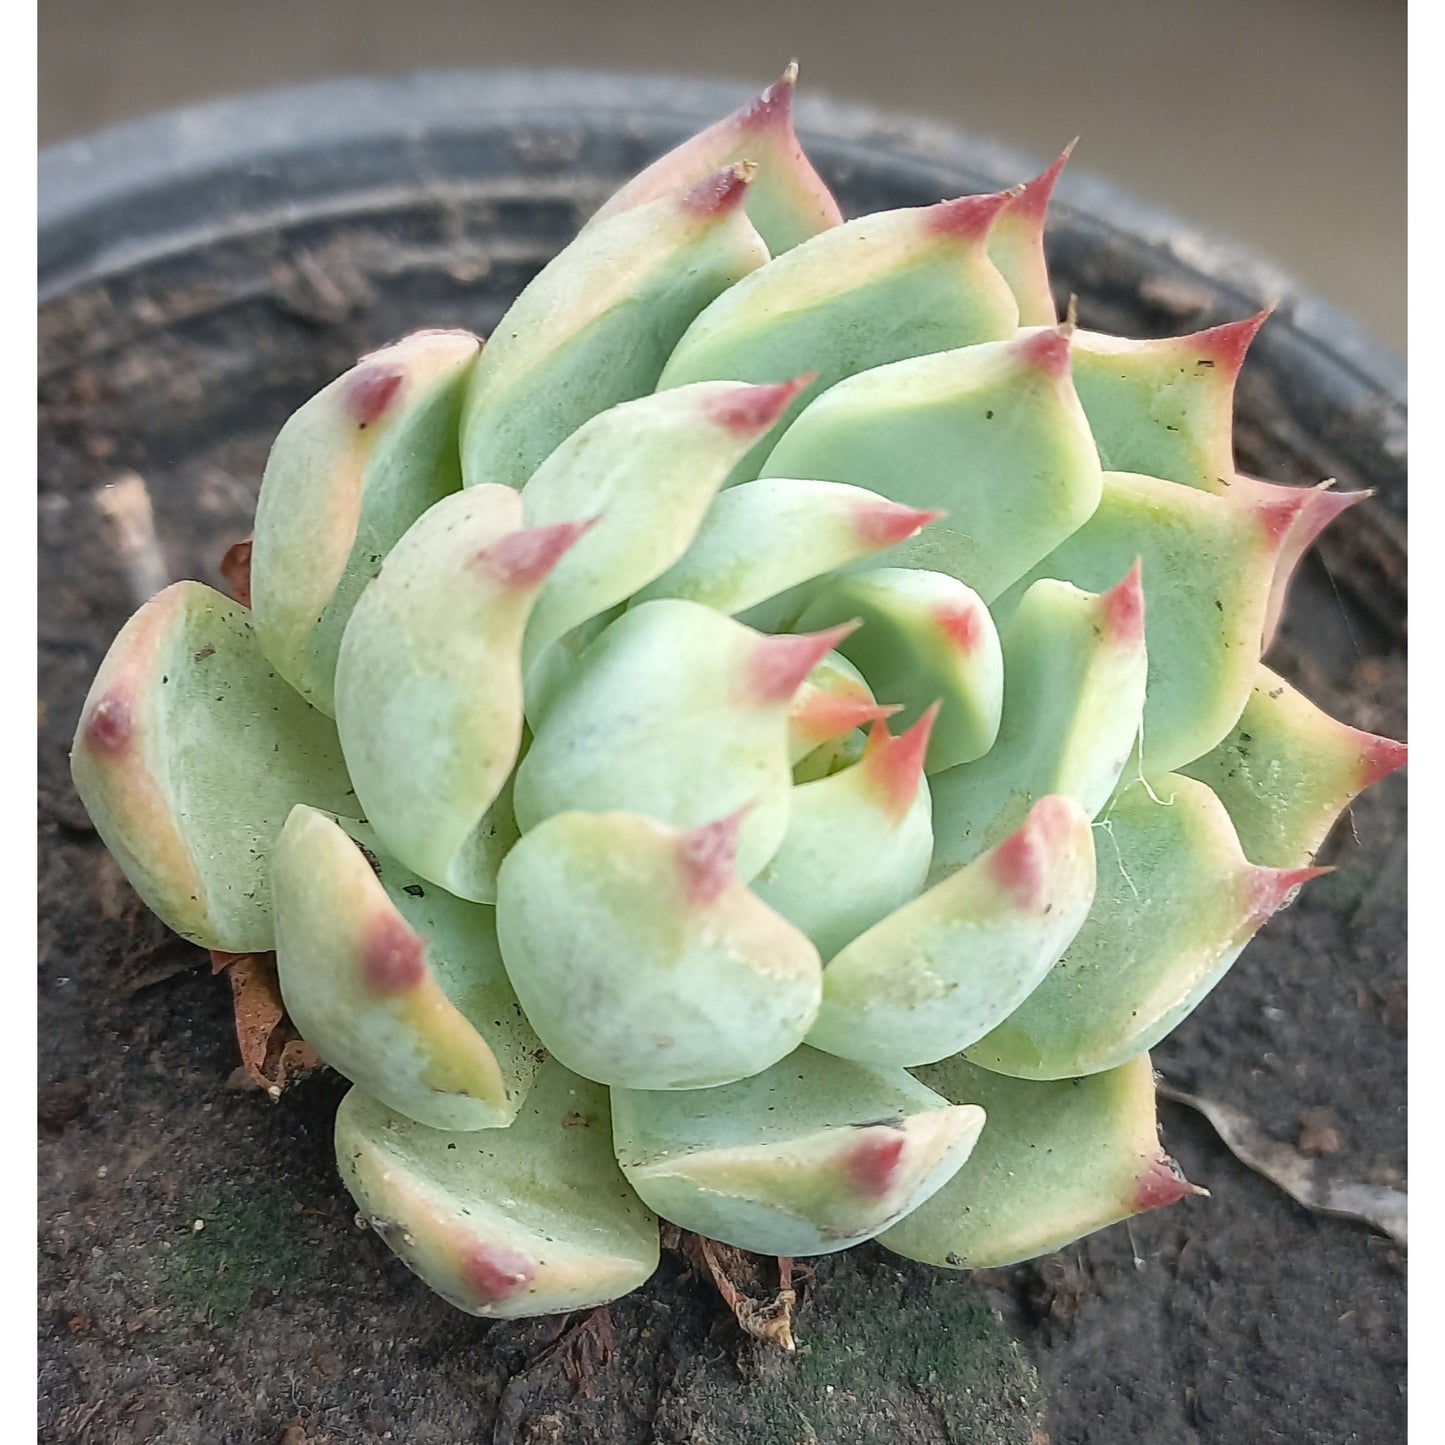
[461,1241,537,1304]
[842,1131,907,1199]
[851,500,944,549]
[792,690,902,745]
[1101,559,1146,645]
[1133,1154,1206,1213]
[1005,139,1078,221]
[1246,864,1333,925]
[863,702,939,822]
[932,600,986,654]
[1359,735,1408,788]
[988,796,1082,911]
[475,517,596,589]
[708,373,817,434]
[676,809,748,908]
[748,623,861,704]
[1015,325,1073,378]
[82,690,133,757]
[1193,309,1271,376]
[927,189,1012,240]
[684,161,758,216]
[740,62,798,127]
[362,912,427,994]
[344,365,405,426]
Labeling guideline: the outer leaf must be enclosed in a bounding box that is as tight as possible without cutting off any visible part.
[806,796,1096,1067]
[1067,314,1267,490]
[496,810,822,1090]
[250,329,481,714]
[273,806,541,1130]
[461,166,768,490]
[966,775,1327,1079]
[793,567,1004,772]
[986,143,1073,325]
[658,191,1020,481]
[514,600,852,880]
[632,477,940,633]
[333,486,586,900]
[612,1047,984,1256]
[994,470,1288,774]
[930,565,1147,877]
[1180,665,1407,868]
[585,63,843,253]
[879,1053,1200,1268]
[761,329,1103,599]
[753,709,937,959]
[1223,473,1367,647]
[336,1062,658,1318]
[70,581,354,951]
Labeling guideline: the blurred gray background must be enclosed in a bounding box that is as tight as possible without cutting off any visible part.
[39,0,1404,350]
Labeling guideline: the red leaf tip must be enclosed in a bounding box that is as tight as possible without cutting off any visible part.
[83,689,133,757]
[842,1130,906,1199]
[790,688,901,745]
[362,913,426,994]
[933,599,986,654]
[863,703,939,822]
[1015,325,1073,379]
[677,809,748,908]
[1003,139,1078,223]
[708,374,815,434]
[748,623,860,705]
[1133,1154,1207,1213]
[739,62,798,129]
[475,518,596,590]
[460,1242,536,1303]
[1101,559,1146,645]
[345,365,404,426]
[988,797,1078,911]
[851,500,943,550]
[684,162,757,216]
[1246,864,1332,925]
[1191,309,1271,378]
[927,189,1012,241]
[1358,735,1408,789]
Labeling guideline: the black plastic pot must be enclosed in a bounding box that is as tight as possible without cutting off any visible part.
[38,72,1406,1445]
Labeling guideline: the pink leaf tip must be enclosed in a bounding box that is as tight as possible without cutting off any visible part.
[362,913,426,994]
[683,161,758,217]
[345,365,405,427]
[1015,325,1073,379]
[747,622,860,706]
[83,689,133,757]
[927,189,1012,241]
[1358,734,1408,789]
[842,1130,906,1199]
[1190,309,1271,378]
[790,689,901,746]
[1133,1154,1207,1213]
[862,703,939,822]
[461,1242,536,1303]
[676,809,748,908]
[738,61,798,129]
[851,500,944,550]
[474,518,596,590]
[988,797,1079,912]
[708,374,816,434]
[1246,865,1333,926]
[1101,559,1146,645]
[932,599,986,654]
[1002,139,1078,223]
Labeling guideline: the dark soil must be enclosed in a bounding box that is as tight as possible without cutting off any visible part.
[38,167,1405,1445]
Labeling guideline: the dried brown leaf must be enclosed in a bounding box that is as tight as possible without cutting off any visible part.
[219,534,253,608]
[1159,1082,1406,1244]
[683,1233,799,1351]
[210,950,321,1098]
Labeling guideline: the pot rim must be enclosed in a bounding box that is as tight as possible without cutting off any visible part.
[38,67,1404,504]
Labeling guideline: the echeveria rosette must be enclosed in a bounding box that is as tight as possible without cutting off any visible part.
[69,66,1406,1322]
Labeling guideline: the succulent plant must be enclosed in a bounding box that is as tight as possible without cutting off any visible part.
[72,65,1406,1328]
